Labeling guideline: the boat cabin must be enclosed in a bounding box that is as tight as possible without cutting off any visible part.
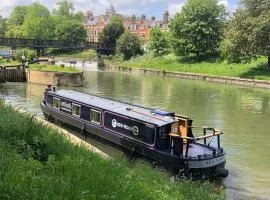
[44,90,194,155]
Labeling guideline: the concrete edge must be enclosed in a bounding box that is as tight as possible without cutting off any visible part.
[106,63,270,89]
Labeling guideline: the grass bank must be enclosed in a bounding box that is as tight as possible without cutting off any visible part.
[29,64,81,73]
[0,102,224,200]
[114,53,270,81]
[0,59,20,66]
[50,49,97,60]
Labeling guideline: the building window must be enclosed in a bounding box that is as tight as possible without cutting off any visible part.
[90,109,101,124]
[53,98,60,109]
[129,24,136,31]
[94,30,97,36]
[72,104,81,117]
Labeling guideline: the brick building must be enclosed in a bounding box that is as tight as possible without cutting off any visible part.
[84,5,169,43]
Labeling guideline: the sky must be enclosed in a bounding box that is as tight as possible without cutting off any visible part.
[0,0,239,20]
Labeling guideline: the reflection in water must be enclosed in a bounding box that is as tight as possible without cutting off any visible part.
[1,67,270,200]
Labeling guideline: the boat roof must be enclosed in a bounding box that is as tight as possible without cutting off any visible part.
[48,90,176,126]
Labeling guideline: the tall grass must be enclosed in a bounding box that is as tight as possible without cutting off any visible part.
[29,64,81,73]
[115,53,270,81]
[0,59,20,66]
[0,102,224,200]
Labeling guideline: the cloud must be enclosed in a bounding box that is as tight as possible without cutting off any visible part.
[168,2,185,17]
[0,0,237,18]
[218,0,229,7]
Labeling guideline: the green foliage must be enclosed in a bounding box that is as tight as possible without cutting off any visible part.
[21,3,52,39]
[220,10,254,63]
[221,0,270,69]
[0,102,225,200]
[115,53,270,80]
[148,27,170,56]
[6,6,28,38]
[51,0,87,43]
[5,25,24,38]
[7,5,28,26]
[169,0,227,60]
[53,0,74,17]
[29,64,80,73]
[5,1,86,42]
[100,16,125,53]
[15,48,37,62]
[0,16,7,37]
[53,20,87,42]
[116,32,144,60]
[50,49,96,60]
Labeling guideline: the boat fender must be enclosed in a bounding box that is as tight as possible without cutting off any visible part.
[215,167,229,178]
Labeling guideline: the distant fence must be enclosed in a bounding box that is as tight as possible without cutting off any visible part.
[0,65,26,83]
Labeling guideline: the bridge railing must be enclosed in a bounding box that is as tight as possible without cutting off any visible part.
[0,37,106,49]
[0,38,114,55]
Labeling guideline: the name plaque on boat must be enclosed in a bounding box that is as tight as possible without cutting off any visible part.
[104,111,155,145]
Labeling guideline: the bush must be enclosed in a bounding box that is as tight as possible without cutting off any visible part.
[116,32,144,60]
[148,27,170,56]
[15,48,37,62]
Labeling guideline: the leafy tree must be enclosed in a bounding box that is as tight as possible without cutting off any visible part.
[100,16,125,53]
[53,20,87,42]
[53,0,74,17]
[221,0,270,70]
[52,0,87,43]
[169,0,226,60]
[21,3,52,39]
[0,16,7,37]
[116,32,143,60]
[220,10,253,63]
[148,27,169,56]
[6,6,28,38]
[7,6,28,26]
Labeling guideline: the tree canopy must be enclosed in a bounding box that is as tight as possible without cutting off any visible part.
[148,27,170,56]
[4,0,86,42]
[116,32,143,60]
[21,3,52,39]
[169,0,227,60]
[6,6,28,38]
[0,16,7,37]
[221,0,270,69]
[100,16,125,52]
[51,0,87,42]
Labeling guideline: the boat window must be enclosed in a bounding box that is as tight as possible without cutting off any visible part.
[72,104,81,117]
[53,97,60,109]
[90,109,101,124]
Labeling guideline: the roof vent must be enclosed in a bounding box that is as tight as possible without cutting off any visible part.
[151,109,175,117]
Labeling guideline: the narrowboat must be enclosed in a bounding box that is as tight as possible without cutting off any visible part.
[40,88,228,178]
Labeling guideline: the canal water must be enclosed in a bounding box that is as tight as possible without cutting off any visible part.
[0,63,270,200]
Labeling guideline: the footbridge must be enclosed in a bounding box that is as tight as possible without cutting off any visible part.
[0,37,112,55]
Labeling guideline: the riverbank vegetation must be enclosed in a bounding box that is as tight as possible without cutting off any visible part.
[113,53,270,80]
[29,64,81,73]
[0,59,20,66]
[0,102,224,200]
[108,0,270,80]
[49,49,96,60]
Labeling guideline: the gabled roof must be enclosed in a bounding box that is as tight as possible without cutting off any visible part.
[86,16,98,25]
